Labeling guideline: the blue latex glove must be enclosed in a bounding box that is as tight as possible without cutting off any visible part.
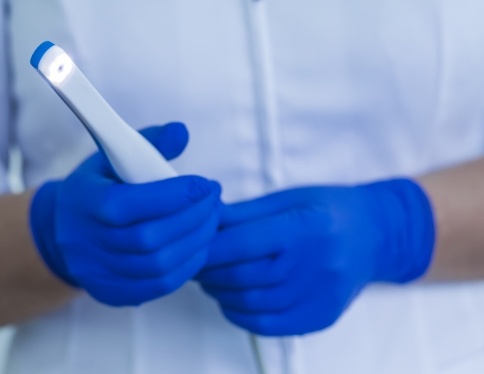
[30,123,221,306]
[197,179,435,336]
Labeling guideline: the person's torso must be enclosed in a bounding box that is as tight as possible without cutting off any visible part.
[6,0,484,373]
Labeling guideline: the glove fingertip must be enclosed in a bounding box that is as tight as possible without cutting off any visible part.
[184,176,221,203]
[210,180,223,197]
[140,122,189,160]
[30,182,79,287]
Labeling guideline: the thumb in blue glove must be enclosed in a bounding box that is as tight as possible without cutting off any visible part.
[197,179,435,336]
[31,122,222,306]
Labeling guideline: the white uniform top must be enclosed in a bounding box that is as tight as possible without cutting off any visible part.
[2,0,484,373]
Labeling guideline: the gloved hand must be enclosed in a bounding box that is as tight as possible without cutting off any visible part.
[30,122,222,306]
[197,179,435,336]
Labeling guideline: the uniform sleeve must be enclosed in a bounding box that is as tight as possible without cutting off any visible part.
[0,1,12,194]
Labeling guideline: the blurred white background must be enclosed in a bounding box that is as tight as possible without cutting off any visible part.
[0,328,14,373]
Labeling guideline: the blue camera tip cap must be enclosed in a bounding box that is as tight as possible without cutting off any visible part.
[30,41,55,69]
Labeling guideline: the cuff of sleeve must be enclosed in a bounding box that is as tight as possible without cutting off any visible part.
[30,182,78,287]
[369,178,436,283]
[399,178,436,282]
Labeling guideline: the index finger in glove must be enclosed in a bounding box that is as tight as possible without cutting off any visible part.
[61,175,221,227]
[220,187,329,228]
[205,213,294,269]
[138,122,189,161]
[206,206,333,269]
[96,177,221,226]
